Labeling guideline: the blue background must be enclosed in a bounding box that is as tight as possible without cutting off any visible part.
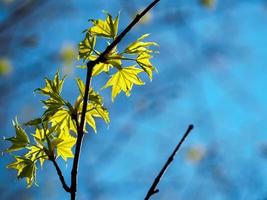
[1,0,267,199]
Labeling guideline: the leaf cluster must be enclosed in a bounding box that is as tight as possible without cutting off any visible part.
[78,12,158,101]
[5,12,158,188]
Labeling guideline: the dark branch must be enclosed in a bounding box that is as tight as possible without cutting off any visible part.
[69,0,161,199]
[144,124,194,200]
[50,157,71,193]
[70,66,93,200]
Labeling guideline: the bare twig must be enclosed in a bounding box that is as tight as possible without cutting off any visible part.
[69,0,161,199]
[144,124,194,200]
[50,156,71,193]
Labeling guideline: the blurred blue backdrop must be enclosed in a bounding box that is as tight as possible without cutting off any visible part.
[1,0,267,199]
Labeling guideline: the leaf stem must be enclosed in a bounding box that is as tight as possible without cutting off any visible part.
[33,155,48,162]
[121,57,137,61]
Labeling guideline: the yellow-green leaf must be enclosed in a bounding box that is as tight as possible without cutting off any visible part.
[76,91,109,132]
[56,131,76,161]
[7,157,27,175]
[78,35,96,61]
[89,88,104,107]
[85,113,96,132]
[24,118,42,126]
[84,103,110,132]
[7,157,37,188]
[89,13,119,39]
[75,84,109,132]
[76,78,86,97]
[36,72,67,122]
[25,146,48,167]
[88,104,110,124]
[36,71,65,96]
[89,48,122,76]
[103,66,144,101]
[75,80,104,106]
[136,52,156,80]
[124,34,158,54]
[5,119,29,152]
[49,109,76,134]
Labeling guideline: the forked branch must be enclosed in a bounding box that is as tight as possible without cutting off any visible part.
[70,0,161,199]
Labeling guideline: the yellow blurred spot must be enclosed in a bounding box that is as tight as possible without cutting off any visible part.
[135,9,153,24]
[60,43,77,65]
[200,0,216,9]
[1,0,16,5]
[186,145,206,164]
[60,43,77,75]
[0,57,12,76]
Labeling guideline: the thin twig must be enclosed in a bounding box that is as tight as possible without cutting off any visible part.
[69,0,161,199]
[144,124,194,200]
[42,123,71,193]
[50,156,71,193]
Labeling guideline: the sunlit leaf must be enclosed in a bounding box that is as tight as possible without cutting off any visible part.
[89,13,119,39]
[25,146,48,167]
[35,72,69,122]
[103,66,144,101]
[88,104,110,124]
[75,81,110,132]
[124,34,158,54]
[24,118,43,126]
[76,79,105,106]
[49,109,76,134]
[89,47,122,76]
[84,103,110,132]
[7,157,37,188]
[76,78,86,97]
[56,131,76,161]
[136,52,156,80]
[78,35,96,61]
[36,71,65,96]
[31,128,48,149]
[5,119,29,152]
[50,138,64,151]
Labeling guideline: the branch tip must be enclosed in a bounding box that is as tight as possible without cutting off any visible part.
[189,124,194,130]
[144,124,194,200]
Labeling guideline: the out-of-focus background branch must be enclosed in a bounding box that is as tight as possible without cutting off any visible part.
[1,0,267,199]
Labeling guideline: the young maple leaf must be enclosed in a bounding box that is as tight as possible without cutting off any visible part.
[103,66,144,101]
[5,119,29,152]
[89,13,119,39]
[56,131,76,161]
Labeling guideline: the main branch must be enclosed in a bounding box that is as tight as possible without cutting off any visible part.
[144,125,194,200]
[69,0,161,199]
